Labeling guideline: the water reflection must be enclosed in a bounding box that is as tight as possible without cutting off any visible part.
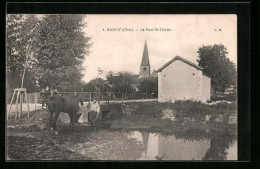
[127,131,158,160]
[126,130,237,161]
[203,134,237,160]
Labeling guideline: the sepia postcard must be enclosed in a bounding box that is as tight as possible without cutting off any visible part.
[6,14,238,161]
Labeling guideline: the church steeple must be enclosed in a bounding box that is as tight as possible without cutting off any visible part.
[141,40,150,66]
[139,40,151,77]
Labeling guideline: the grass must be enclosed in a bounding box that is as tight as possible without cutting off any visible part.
[7,100,237,135]
[123,100,236,121]
[105,100,237,133]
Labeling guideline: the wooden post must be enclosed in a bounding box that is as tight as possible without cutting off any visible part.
[8,88,30,120]
[7,90,17,120]
[15,90,20,120]
[34,92,37,111]
[107,92,110,103]
[89,92,92,103]
[19,93,23,119]
[102,93,103,101]
[25,91,30,118]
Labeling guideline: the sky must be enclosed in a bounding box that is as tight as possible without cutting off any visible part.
[82,14,237,83]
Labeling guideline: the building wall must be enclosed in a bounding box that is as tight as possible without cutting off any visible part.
[158,60,210,102]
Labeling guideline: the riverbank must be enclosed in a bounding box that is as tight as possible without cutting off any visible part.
[6,100,237,160]
[101,100,237,134]
[7,100,237,134]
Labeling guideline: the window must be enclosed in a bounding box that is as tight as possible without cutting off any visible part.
[143,68,147,71]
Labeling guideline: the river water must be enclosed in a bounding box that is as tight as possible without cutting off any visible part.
[124,130,237,161]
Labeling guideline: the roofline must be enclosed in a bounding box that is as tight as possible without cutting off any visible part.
[155,56,203,73]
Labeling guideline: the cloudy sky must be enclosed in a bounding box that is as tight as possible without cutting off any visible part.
[82,14,237,82]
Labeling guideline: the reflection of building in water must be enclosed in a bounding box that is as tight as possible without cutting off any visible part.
[126,131,236,160]
[126,131,158,160]
[141,131,149,154]
[139,132,159,160]
[158,135,210,160]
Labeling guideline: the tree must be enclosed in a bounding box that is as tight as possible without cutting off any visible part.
[106,71,135,97]
[33,15,91,92]
[83,78,107,92]
[197,44,237,95]
[138,78,158,98]
[6,14,40,94]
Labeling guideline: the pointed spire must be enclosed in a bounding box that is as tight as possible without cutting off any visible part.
[141,40,150,66]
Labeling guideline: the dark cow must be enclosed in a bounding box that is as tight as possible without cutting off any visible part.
[46,95,83,134]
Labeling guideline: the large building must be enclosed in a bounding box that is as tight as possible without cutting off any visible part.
[156,56,211,103]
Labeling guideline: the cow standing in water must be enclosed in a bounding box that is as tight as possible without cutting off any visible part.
[46,95,83,134]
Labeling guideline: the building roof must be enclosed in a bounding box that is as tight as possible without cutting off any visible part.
[131,74,158,85]
[151,69,158,77]
[141,40,150,66]
[156,56,203,73]
[131,75,141,84]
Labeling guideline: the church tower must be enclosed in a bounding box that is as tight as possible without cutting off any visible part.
[139,41,151,77]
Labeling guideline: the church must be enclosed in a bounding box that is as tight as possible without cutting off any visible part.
[131,41,158,94]
[139,40,158,78]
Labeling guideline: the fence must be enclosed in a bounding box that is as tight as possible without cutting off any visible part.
[6,91,158,104]
[55,92,155,102]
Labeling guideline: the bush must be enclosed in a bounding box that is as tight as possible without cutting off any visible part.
[172,100,211,122]
[211,95,236,102]
[113,100,236,124]
[211,102,237,110]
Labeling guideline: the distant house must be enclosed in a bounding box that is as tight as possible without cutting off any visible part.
[156,56,211,103]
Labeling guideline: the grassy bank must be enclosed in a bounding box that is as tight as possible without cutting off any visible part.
[103,100,237,133]
[7,100,237,134]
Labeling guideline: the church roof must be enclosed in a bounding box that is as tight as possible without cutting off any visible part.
[131,75,141,84]
[156,56,203,73]
[141,41,150,66]
[131,75,157,84]
[151,69,158,77]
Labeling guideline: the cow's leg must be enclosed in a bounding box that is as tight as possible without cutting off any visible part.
[71,113,78,130]
[52,111,60,134]
[68,113,76,131]
[68,113,73,130]
[49,110,54,132]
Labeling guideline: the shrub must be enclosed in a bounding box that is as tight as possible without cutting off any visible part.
[172,100,211,122]
[115,100,236,124]
[211,95,236,102]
